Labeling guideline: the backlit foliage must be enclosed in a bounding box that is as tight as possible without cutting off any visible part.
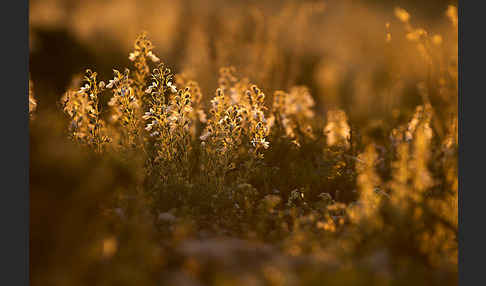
[31,3,458,286]
[61,69,110,152]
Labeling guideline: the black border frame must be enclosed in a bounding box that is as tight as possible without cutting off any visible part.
[459,0,483,285]
[0,0,474,284]
[2,0,29,285]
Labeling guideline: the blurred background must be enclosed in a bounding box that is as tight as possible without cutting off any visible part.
[30,0,457,124]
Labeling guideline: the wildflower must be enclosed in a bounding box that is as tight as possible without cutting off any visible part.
[199,130,211,141]
[251,138,270,149]
[432,34,443,45]
[324,109,350,148]
[406,28,427,41]
[142,111,152,120]
[106,76,119,89]
[62,69,109,152]
[167,81,177,93]
[394,7,410,23]
[446,5,458,28]
[385,22,392,43]
[128,51,140,61]
[129,32,161,106]
[349,145,382,223]
[270,86,315,145]
[79,83,89,94]
[147,51,160,62]
[145,82,157,94]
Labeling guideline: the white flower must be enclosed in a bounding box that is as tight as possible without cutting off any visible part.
[106,79,116,89]
[128,51,140,61]
[145,82,157,94]
[183,105,193,113]
[142,112,152,120]
[79,84,89,94]
[147,51,160,62]
[167,81,177,93]
[251,138,270,149]
[168,114,179,123]
[262,140,270,149]
[199,130,211,141]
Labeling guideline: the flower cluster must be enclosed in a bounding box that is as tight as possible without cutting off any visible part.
[269,86,315,146]
[61,69,110,152]
[245,85,270,157]
[142,64,196,183]
[129,32,160,105]
[324,109,350,148]
[106,68,140,148]
[200,88,244,181]
[175,73,207,138]
[199,68,271,185]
